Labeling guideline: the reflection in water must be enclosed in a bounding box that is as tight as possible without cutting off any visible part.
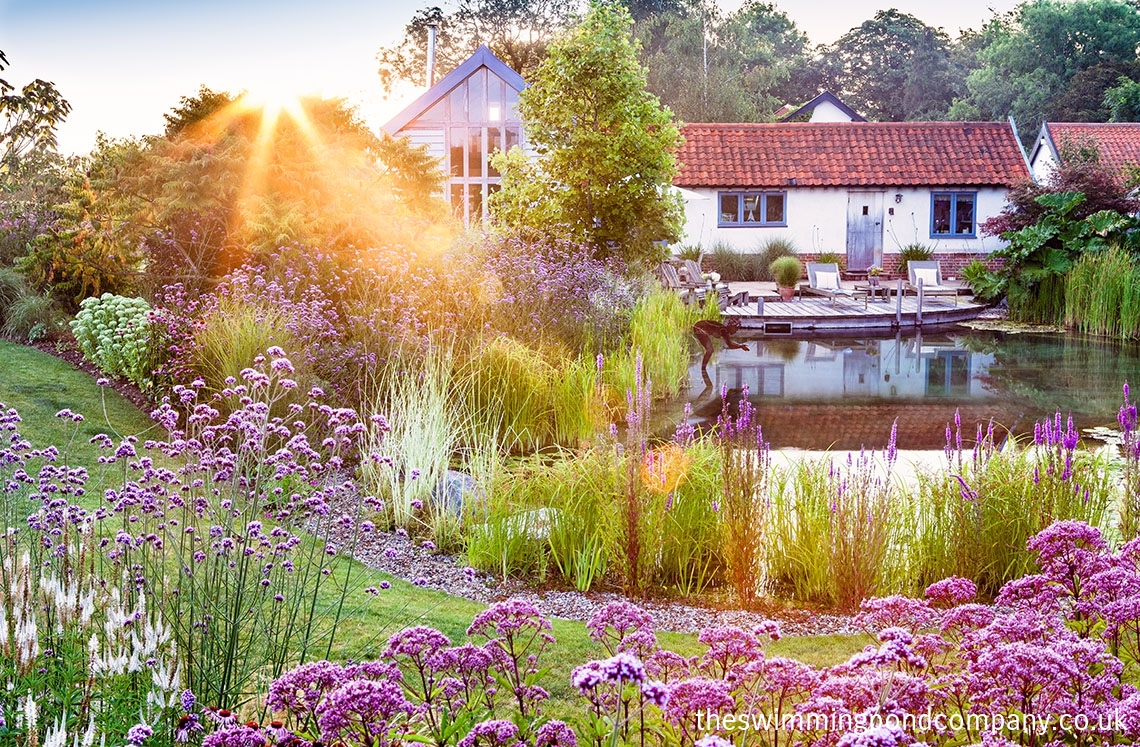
[668,328,1139,451]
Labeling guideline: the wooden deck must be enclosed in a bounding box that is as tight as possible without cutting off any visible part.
[720,289,986,334]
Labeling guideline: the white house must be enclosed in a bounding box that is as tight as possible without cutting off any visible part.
[384,45,527,225]
[674,121,1031,274]
[1028,121,1140,183]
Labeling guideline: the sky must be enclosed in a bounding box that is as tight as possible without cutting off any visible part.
[1,0,1020,156]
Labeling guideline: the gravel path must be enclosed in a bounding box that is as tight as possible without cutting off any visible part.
[343,527,860,637]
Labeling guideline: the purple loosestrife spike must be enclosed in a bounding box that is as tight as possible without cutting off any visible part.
[887,418,898,465]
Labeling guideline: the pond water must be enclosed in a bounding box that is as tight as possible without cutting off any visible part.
[663,327,1140,451]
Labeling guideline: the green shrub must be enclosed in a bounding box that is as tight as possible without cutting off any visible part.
[196,296,300,394]
[0,267,27,325]
[658,440,722,597]
[550,354,605,447]
[543,451,619,592]
[961,259,1004,303]
[674,244,703,261]
[898,243,933,277]
[765,459,833,603]
[769,256,802,287]
[70,293,157,390]
[816,251,845,271]
[912,417,1113,597]
[2,291,62,342]
[710,241,756,281]
[755,237,798,281]
[719,398,771,606]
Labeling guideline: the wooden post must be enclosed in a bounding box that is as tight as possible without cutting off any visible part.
[916,278,924,326]
[896,278,903,327]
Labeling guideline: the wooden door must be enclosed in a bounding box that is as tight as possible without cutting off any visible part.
[845,192,883,271]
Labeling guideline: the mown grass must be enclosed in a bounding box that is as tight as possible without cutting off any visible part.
[0,339,162,498]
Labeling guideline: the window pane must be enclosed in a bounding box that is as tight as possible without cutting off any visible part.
[469,128,483,178]
[487,127,502,177]
[469,184,483,220]
[419,100,447,122]
[448,85,467,120]
[450,184,464,219]
[932,195,951,234]
[505,126,520,152]
[488,75,504,121]
[720,194,739,223]
[955,194,975,234]
[505,87,520,119]
[468,69,486,121]
[766,193,785,223]
[742,195,761,222]
[449,127,464,176]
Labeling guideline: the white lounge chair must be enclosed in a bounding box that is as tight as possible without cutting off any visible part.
[800,262,864,307]
[906,261,958,306]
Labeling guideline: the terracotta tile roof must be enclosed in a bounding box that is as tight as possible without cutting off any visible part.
[1045,122,1140,177]
[675,122,1030,189]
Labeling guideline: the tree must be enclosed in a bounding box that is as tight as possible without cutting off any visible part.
[1105,75,1140,121]
[26,88,451,303]
[819,10,959,121]
[635,0,813,122]
[955,0,1140,140]
[489,0,683,266]
[375,1,578,93]
[0,49,71,179]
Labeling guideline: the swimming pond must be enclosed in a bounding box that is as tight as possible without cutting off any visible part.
[669,328,1140,450]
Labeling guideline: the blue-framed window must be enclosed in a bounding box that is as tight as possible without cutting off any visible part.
[931,192,976,237]
[718,191,786,227]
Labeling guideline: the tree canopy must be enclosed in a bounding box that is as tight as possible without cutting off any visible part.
[634,0,813,122]
[0,49,71,186]
[19,88,450,305]
[376,0,579,93]
[489,0,683,266]
[816,10,960,121]
[952,0,1140,138]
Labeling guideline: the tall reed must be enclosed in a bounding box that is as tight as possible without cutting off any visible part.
[717,387,771,606]
[605,288,712,403]
[765,459,834,603]
[458,335,556,452]
[828,427,899,610]
[1065,246,1140,339]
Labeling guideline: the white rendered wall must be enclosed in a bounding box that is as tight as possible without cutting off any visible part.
[679,186,1009,257]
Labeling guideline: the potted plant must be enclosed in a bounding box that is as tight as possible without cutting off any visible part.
[868,265,883,286]
[769,256,802,301]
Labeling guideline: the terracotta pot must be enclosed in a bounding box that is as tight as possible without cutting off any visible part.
[777,285,796,301]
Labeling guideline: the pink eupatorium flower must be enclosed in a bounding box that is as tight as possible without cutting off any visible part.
[535,720,578,747]
[924,576,977,607]
[456,719,524,747]
[266,660,347,716]
[315,679,415,746]
[586,600,657,656]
